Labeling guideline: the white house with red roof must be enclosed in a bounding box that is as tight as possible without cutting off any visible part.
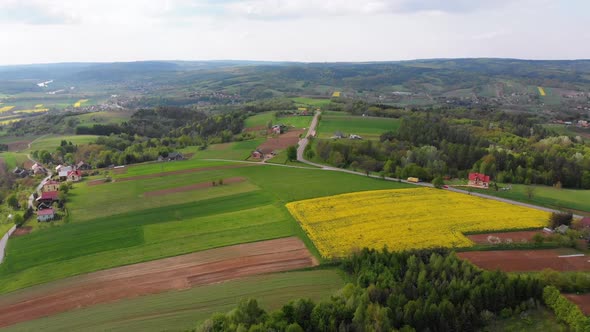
[468,173,490,188]
[67,170,82,182]
[42,180,60,192]
[37,208,55,222]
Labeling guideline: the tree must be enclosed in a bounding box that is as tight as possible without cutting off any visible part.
[7,194,18,209]
[13,214,24,227]
[432,176,444,189]
[58,191,67,203]
[59,183,69,194]
[549,211,573,228]
[287,146,297,162]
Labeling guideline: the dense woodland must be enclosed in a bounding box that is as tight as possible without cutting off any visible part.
[197,249,546,332]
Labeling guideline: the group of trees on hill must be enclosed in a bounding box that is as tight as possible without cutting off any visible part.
[312,109,590,188]
[197,249,544,332]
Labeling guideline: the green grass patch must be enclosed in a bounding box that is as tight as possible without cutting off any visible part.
[114,159,235,178]
[317,115,401,140]
[244,111,276,128]
[28,135,99,151]
[277,115,313,129]
[470,184,590,213]
[73,111,131,128]
[483,307,567,332]
[291,97,332,108]
[0,152,29,169]
[3,270,344,332]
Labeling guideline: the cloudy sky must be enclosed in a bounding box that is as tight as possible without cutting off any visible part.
[0,0,588,65]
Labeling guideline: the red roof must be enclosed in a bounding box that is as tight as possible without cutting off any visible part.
[580,217,590,228]
[67,170,82,177]
[468,172,490,183]
[37,191,58,201]
[37,208,55,216]
[45,180,60,185]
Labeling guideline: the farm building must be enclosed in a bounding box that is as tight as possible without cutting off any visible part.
[42,180,60,192]
[31,163,46,175]
[12,167,29,178]
[67,170,82,182]
[37,208,55,222]
[36,191,59,203]
[58,165,73,181]
[158,152,185,161]
[349,134,363,140]
[271,124,287,135]
[76,161,92,170]
[251,149,263,159]
[468,173,490,188]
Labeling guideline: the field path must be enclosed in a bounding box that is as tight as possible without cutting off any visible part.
[0,237,316,328]
[0,226,16,265]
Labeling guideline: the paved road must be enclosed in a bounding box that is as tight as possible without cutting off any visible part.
[0,226,16,264]
[295,111,583,218]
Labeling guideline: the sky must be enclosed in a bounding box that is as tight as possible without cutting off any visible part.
[0,0,589,65]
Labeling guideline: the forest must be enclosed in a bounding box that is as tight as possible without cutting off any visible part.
[196,248,547,332]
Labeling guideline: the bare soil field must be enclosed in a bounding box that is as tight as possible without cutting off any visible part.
[0,237,316,328]
[244,125,267,133]
[458,249,590,272]
[467,230,545,245]
[86,179,107,186]
[6,141,31,152]
[564,294,590,315]
[258,130,304,152]
[9,227,32,238]
[144,177,245,197]
[113,164,257,183]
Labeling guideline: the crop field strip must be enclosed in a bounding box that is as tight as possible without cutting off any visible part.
[2,269,343,332]
[287,188,549,258]
[1,161,409,293]
[0,237,317,329]
[316,114,401,139]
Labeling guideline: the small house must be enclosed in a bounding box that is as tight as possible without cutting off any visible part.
[76,161,92,170]
[67,170,82,182]
[167,152,184,161]
[251,150,263,159]
[31,163,46,175]
[271,124,287,135]
[43,180,60,192]
[36,191,59,203]
[349,134,363,140]
[37,208,55,222]
[58,166,73,181]
[13,167,28,178]
[468,173,490,188]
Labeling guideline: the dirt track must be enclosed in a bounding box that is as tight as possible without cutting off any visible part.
[458,249,590,272]
[144,177,245,197]
[467,230,544,245]
[0,237,316,328]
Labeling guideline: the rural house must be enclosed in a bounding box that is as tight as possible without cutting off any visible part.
[36,191,59,203]
[271,124,287,135]
[67,170,82,182]
[158,152,184,161]
[37,208,55,222]
[58,165,73,181]
[76,161,92,170]
[31,163,46,175]
[43,180,60,192]
[251,149,263,159]
[468,173,490,188]
[12,167,29,178]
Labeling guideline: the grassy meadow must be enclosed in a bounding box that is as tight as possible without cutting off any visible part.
[73,111,131,128]
[28,135,99,152]
[180,139,265,161]
[291,97,332,108]
[3,270,344,332]
[316,114,401,139]
[0,159,409,293]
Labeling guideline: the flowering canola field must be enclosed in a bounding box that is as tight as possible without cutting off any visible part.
[286,188,549,258]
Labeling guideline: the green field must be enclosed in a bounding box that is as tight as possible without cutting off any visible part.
[317,115,401,139]
[244,111,276,128]
[180,139,265,161]
[291,97,332,108]
[277,115,313,129]
[73,111,131,128]
[3,270,343,332]
[470,183,590,213]
[0,160,410,293]
[0,152,29,169]
[28,135,99,151]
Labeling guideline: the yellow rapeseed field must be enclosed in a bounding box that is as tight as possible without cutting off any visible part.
[538,87,546,96]
[286,188,549,258]
[14,109,48,114]
[74,99,89,108]
[34,104,44,108]
[332,91,341,97]
[0,106,15,113]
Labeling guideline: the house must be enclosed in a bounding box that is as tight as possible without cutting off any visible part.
[271,124,287,135]
[36,191,59,203]
[12,167,28,178]
[37,208,55,222]
[577,217,590,229]
[76,161,92,170]
[331,131,345,139]
[168,152,184,161]
[43,180,60,192]
[556,225,570,234]
[67,170,82,182]
[349,134,363,140]
[58,166,73,180]
[251,149,263,159]
[468,173,490,188]
[31,163,46,175]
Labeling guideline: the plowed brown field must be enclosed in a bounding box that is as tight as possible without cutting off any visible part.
[458,249,590,272]
[0,237,316,328]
